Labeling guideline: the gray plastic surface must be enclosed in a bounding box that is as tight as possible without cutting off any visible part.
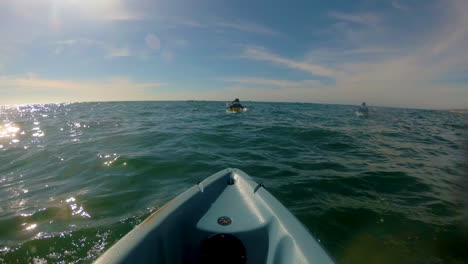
[94,168,334,264]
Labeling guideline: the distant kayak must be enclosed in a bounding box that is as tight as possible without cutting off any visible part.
[94,169,334,264]
[228,107,247,113]
[356,111,368,117]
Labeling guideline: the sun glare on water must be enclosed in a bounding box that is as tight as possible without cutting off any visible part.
[0,123,20,138]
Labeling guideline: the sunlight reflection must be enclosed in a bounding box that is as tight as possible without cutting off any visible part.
[99,153,120,166]
[20,212,34,217]
[65,197,91,218]
[0,123,20,138]
[0,247,10,253]
[32,131,45,137]
[25,223,37,231]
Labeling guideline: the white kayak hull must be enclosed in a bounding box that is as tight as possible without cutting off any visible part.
[355,111,368,117]
[94,168,334,264]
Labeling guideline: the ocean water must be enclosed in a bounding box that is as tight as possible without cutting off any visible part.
[0,101,466,264]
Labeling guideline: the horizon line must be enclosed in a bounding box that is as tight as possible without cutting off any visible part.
[1,99,465,111]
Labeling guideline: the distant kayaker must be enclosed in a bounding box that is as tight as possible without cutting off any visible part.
[229,98,244,110]
[358,102,369,114]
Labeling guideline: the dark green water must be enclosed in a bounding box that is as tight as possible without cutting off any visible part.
[0,101,466,264]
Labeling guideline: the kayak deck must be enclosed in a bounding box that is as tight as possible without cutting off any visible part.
[230,107,242,112]
[94,168,333,264]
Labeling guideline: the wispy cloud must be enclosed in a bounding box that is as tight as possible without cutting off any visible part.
[52,35,172,61]
[333,0,468,82]
[429,0,468,57]
[173,17,281,36]
[329,11,380,26]
[230,0,468,108]
[391,1,410,12]
[67,0,146,21]
[323,0,467,108]
[243,46,337,77]
[51,39,132,59]
[303,46,399,65]
[176,18,204,28]
[105,47,132,58]
[0,74,164,105]
[219,77,321,88]
[0,75,163,92]
[214,21,281,36]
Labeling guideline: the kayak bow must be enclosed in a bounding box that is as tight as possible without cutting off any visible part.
[94,168,334,264]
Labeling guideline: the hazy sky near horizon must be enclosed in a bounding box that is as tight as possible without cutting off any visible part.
[0,0,467,109]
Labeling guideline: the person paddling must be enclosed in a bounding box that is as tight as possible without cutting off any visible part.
[358,102,369,114]
[229,98,244,110]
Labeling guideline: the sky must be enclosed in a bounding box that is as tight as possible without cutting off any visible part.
[0,0,467,109]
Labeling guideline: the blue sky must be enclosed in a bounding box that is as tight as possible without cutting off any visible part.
[0,0,467,109]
